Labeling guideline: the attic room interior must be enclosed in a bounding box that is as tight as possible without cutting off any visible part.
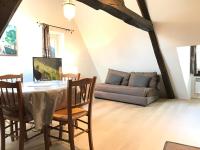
[1,0,200,150]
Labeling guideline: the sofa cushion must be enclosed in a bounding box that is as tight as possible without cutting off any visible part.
[131,76,151,87]
[105,69,130,86]
[128,72,158,88]
[149,75,159,88]
[95,83,156,97]
[94,91,159,106]
[106,74,123,85]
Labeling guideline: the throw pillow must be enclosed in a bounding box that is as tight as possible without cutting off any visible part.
[106,74,123,85]
[131,76,151,87]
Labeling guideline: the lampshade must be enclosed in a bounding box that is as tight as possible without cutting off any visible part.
[63,1,76,20]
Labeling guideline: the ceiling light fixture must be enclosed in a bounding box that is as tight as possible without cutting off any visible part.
[63,0,76,20]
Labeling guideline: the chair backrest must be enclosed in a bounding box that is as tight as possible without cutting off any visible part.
[67,76,96,115]
[61,73,80,81]
[0,81,24,121]
[0,74,23,83]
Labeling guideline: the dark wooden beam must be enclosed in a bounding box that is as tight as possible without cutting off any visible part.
[0,0,22,38]
[77,0,153,31]
[136,0,175,99]
[190,46,197,75]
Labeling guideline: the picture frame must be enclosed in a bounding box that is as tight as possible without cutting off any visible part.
[33,57,62,81]
[0,25,17,56]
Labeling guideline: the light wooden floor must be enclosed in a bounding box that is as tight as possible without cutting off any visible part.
[4,98,200,150]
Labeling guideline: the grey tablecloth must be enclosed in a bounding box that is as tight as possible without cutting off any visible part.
[22,81,68,129]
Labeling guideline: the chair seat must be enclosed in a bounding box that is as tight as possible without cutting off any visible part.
[53,107,88,122]
[3,109,33,122]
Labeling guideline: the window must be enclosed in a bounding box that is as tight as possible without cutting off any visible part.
[49,32,64,58]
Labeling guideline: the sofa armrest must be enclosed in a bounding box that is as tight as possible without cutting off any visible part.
[145,88,160,97]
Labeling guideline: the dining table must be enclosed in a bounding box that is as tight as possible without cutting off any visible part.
[22,80,69,130]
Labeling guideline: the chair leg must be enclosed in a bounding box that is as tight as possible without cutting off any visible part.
[88,117,94,150]
[15,121,18,140]
[1,119,5,150]
[68,121,75,150]
[19,122,25,150]
[10,121,14,141]
[43,125,50,150]
[59,121,63,139]
[24,123,28,141]
[75,120,78,128]
[25,131,28,141]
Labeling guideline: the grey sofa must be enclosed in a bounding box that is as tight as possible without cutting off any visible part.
[94,69,160,106]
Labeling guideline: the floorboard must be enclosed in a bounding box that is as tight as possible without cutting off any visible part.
[3,98,200,150]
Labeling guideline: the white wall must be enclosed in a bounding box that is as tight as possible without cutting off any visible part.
[75,1,160,79]
[177,46,191,98]
[0,0,98,82]
[0,13,42,82]
[75,0,200,99]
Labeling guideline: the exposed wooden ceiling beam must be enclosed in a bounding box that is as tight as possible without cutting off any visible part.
[77,0,153,31]
[136,0,175,99]
[0,0,22,38]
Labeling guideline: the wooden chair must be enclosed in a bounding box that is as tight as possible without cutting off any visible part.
[0,81,31,150]
[61,73,81,128]
[0,74,23,142]
[44,76,97,150]
[61,73,81,81]
[0,74,23,82]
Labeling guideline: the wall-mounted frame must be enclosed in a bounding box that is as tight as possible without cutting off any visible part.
[0,25,17,56]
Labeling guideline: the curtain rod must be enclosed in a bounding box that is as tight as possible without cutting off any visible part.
[37,22,74,33]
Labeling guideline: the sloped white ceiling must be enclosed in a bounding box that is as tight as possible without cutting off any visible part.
[75,0,200,99]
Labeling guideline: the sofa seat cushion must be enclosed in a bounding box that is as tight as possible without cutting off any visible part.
[94,91,159,106]
[95,83,158,97]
